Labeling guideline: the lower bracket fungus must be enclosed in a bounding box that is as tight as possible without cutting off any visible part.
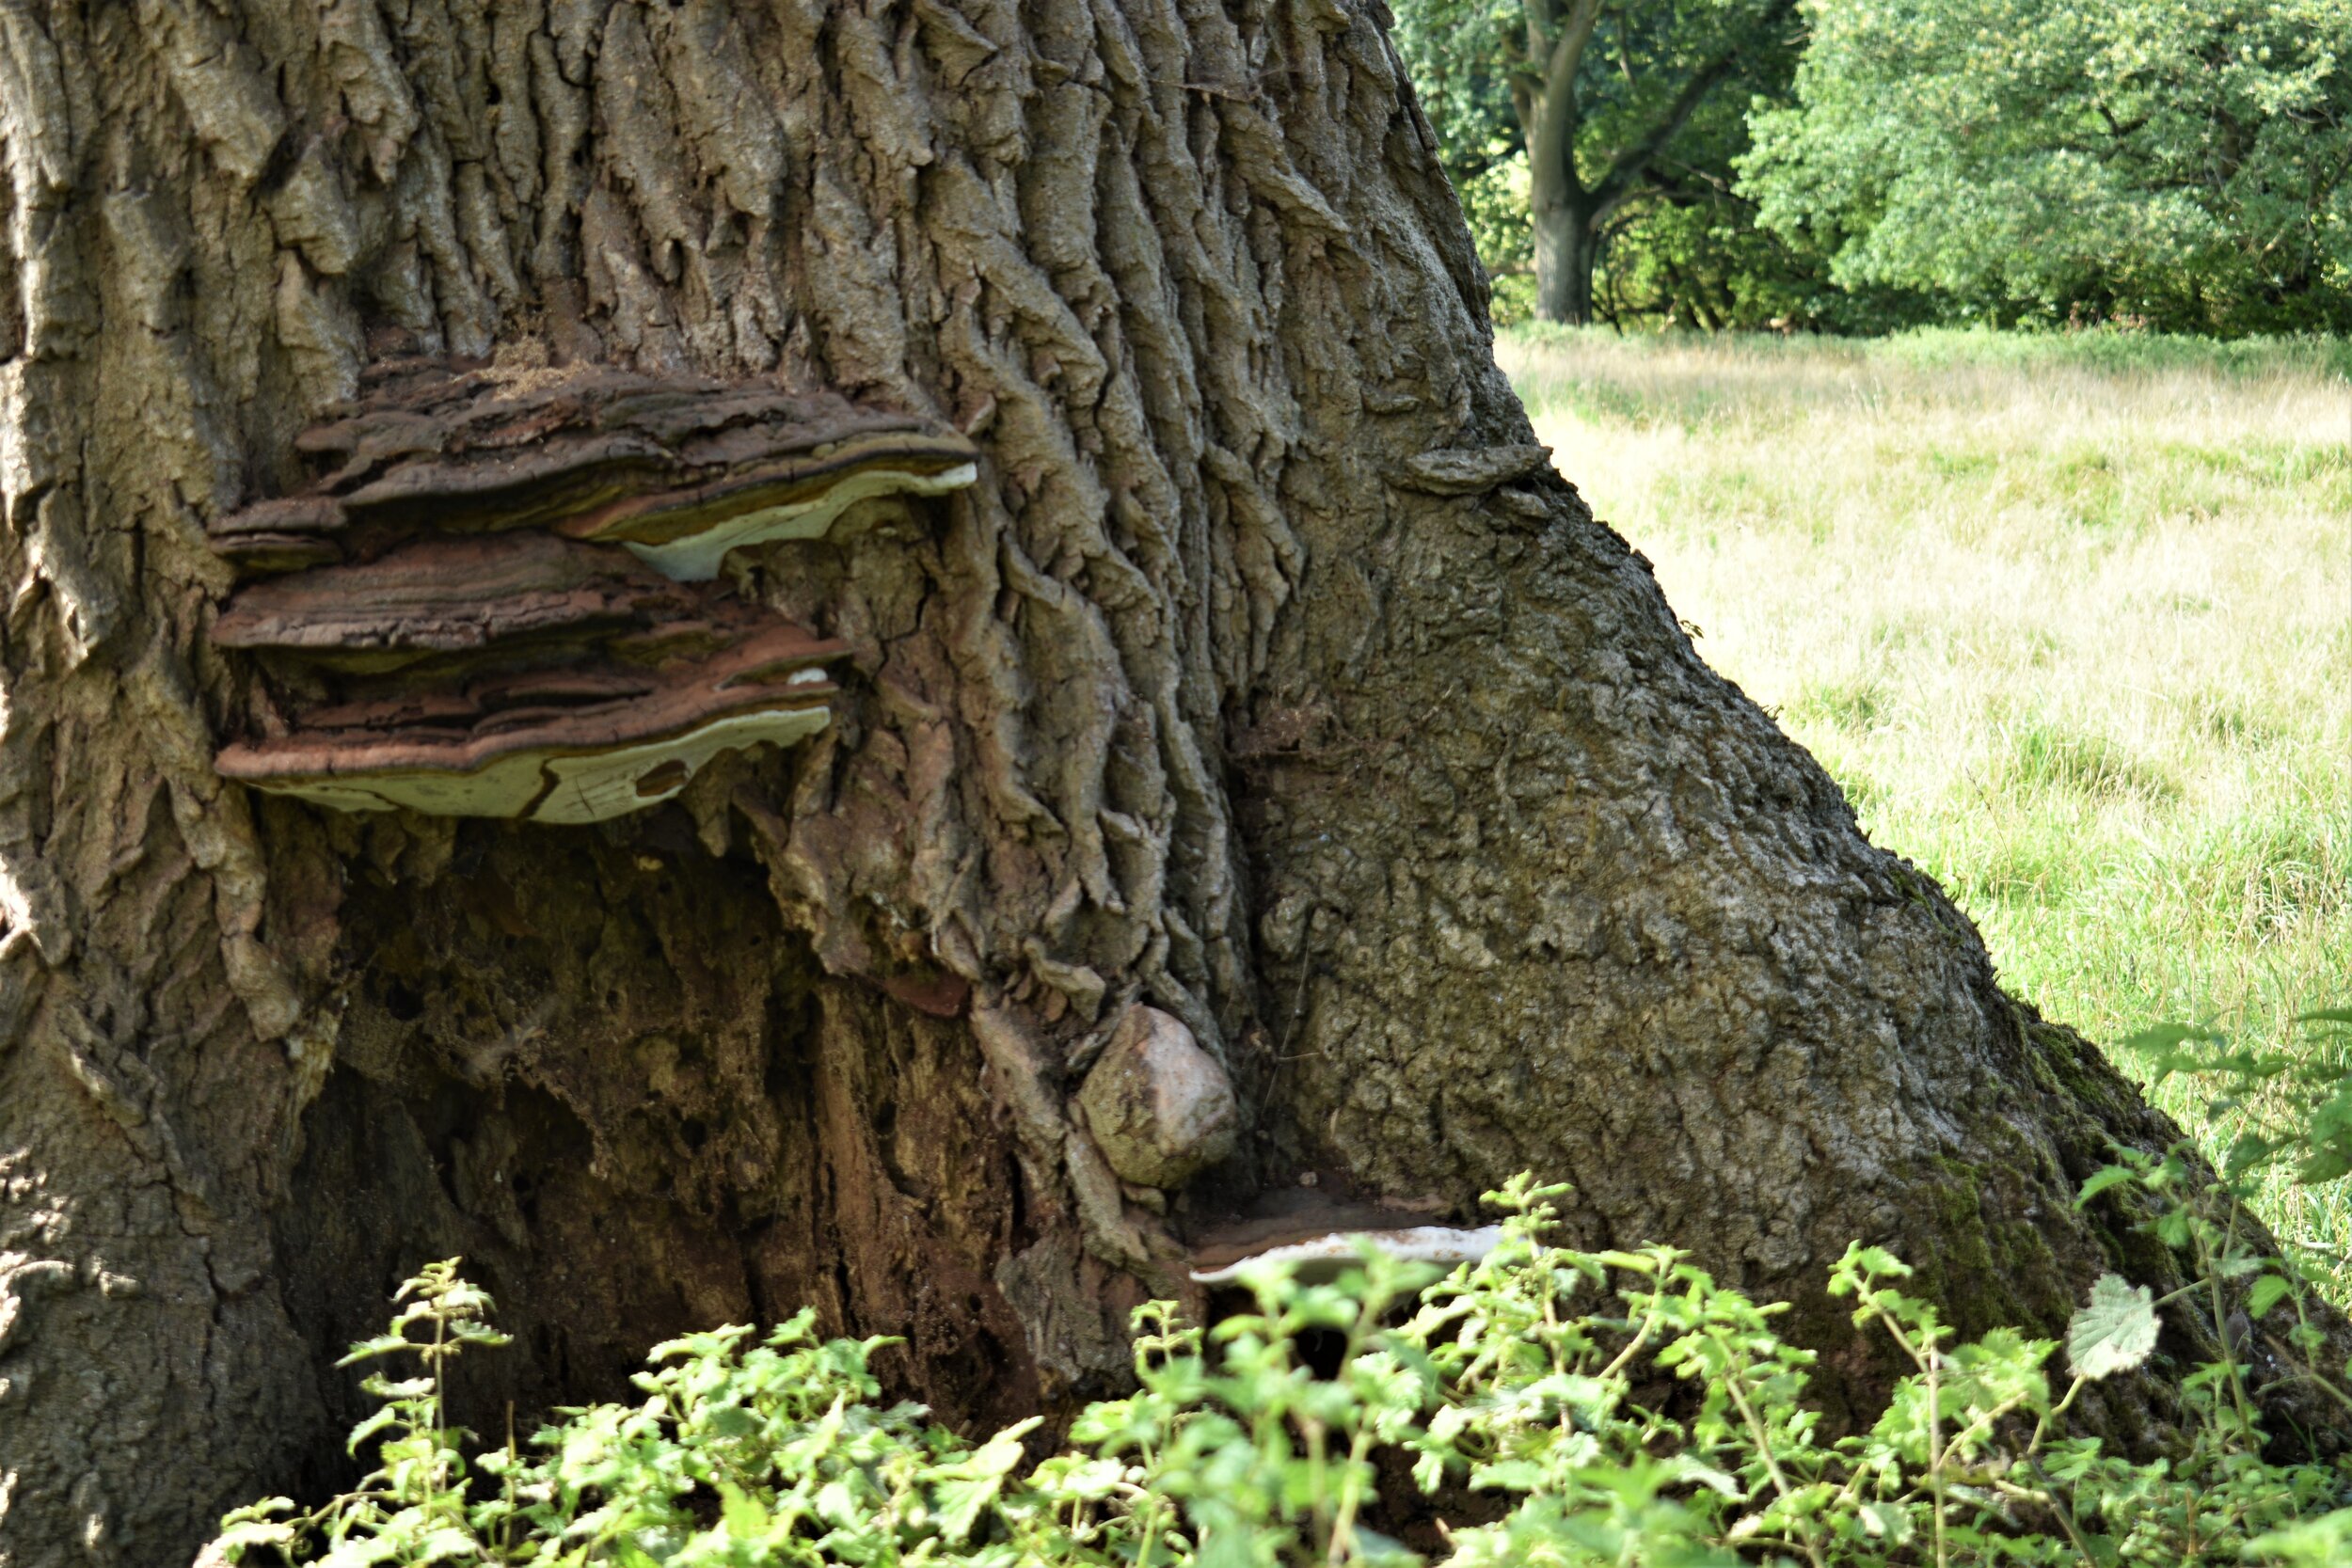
[206,358,977,825]
[1186,1206,1505,1286]
[1187,1226,1505,1286]
[216,620,843,824]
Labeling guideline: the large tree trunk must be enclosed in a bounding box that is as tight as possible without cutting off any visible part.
[0,3,2291,1564]
[1518,8,1598,326]
[1531,197,1597,324]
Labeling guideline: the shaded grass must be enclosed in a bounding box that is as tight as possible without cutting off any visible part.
[1502,325,2352,1280]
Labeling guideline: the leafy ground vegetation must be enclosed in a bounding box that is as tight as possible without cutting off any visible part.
[211,1108,2352,1568]
[1502,325,2352,1280]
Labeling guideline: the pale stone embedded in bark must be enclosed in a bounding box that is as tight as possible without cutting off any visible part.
[1075,1005,1238,1190]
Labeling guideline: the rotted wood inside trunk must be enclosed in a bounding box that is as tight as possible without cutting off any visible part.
[268,808,1080,1484]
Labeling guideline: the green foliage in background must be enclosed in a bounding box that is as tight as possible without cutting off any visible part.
[1571,75,1895,333]
[216,1044,2352,1568]
[1390,0,1524,271]
[1392,0,2352,332]
[1740,0,2352,332]
[1391,0,1830,329]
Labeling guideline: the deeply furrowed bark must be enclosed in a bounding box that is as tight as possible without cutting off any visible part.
[0,3,2315,1564]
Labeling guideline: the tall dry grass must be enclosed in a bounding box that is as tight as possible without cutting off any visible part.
[1502,327,2352,1270]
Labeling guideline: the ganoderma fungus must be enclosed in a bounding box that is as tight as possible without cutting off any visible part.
[211,532,700,669]
[217,618,843,824]
[225,361,979,582]
[1187,1214,1504,1286]
[206,359,977,824]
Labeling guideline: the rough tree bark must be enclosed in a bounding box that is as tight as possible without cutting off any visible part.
[0,2,2300,1564]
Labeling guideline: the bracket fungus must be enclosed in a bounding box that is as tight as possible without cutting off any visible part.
[1186,1202,1504,1286]
[206,361,977,823]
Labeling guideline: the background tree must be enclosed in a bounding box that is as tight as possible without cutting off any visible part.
[1570,79,1845,328]
[0,4,2325,1566]
[1741,0,2352,332]
[1394,0,1808,324]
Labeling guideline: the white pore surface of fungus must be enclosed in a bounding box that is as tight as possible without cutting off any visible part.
[623,461,980,581]
[1187,1225,1506,1286]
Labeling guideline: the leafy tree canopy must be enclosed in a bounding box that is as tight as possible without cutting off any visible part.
[1740,0,2352,333]
[1392,0,1824,326]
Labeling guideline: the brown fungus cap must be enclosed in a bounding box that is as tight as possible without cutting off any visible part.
[212,361,978,580]
[216,620,844,824]
[211,532,699,669]
[205,361,974,824]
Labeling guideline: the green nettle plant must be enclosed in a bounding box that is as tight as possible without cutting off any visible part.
[215,1013,2352,1567]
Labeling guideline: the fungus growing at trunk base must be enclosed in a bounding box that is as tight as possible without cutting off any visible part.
[205,360,977,824]
[1184,1196,1506,1285]
[1185,1226,1504,1286]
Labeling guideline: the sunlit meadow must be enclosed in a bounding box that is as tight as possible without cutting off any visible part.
[1502,326,2352,1275]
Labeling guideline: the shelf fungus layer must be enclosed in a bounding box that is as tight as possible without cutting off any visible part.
[211,533,701,669]
[211,359,980,581]
[206,359,973,823]
[216,622,844,824]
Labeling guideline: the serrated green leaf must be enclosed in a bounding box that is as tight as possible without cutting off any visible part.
[344,1404,401,1455]
[2249,1274,2296,1321]
[1470,1459,1546,1492]
[2297,1147,2352,1186]
[2116,1022,2221,1055]
[2067,1275,2158,1381]
[2244,1505,2352,1563]
[2074,1165,2138,1207]
[335,1335,418,1367]
[1859,1501,1915,1543]
[1847,1244,1912,1278]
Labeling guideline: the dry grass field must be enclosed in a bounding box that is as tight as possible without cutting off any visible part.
[1501,327,2352,1272]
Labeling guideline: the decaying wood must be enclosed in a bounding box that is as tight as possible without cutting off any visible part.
[0,2,2311,1564]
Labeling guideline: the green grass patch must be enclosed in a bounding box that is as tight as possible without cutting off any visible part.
[1787,676,1887,732]
[1999,720,2176,803]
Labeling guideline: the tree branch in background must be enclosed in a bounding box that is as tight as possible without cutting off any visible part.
[1591,51,1740,222]
[1392,0,1833,328]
